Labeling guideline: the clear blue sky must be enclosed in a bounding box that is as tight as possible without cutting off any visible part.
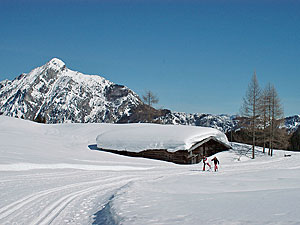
[1,0,299,116]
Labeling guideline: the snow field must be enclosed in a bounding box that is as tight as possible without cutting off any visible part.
[0,116,300,225]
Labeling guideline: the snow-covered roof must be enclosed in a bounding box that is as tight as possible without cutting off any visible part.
[96,123,230,153]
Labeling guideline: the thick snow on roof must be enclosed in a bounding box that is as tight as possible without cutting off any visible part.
[96,123,230,153]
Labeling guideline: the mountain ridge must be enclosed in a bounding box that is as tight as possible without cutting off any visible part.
[0,58,299,133]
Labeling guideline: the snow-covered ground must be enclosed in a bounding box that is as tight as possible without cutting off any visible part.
[0,116,299,225]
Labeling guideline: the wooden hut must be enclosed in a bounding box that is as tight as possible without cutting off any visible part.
[96,124,231,164]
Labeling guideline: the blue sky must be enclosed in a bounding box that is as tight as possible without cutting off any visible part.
[0,0,299,116]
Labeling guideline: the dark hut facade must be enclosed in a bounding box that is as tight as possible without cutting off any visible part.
[99,137,230,164]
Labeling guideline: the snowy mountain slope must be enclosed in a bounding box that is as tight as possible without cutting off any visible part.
[158,111,238,133]
[284,114,300,132]
[1,116,300,224]
[161,112,300,133]
[0,79,12,89]
[0,58,298,134]
[0,58,142,123]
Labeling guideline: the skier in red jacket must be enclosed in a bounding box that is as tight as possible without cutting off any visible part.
[211,156,220,172]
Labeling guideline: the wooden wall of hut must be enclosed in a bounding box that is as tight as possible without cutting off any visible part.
[192,139,229,163]
[101,148,191,164]
[99,139,229,165]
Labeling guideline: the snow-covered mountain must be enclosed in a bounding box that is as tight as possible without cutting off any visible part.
[284,115,300,132]
[157,112,238,133]
[159,112,300,134]
[0,58,298,133]
[0,58,142,123]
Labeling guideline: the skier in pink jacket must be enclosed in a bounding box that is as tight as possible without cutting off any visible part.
[202,155,211,171]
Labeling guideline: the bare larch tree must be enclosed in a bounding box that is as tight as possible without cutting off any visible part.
[142,90,159,122]
[142,90,159,107]
[258,87,269,153]
[265,84,284,156]
[240,72,261,159]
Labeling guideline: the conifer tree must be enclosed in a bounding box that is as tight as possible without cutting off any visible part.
[290,126,300,150]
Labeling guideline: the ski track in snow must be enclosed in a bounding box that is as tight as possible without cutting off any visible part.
[0,170,93,183]
[29,178,138,225]
[0,173,141,224]
[0,165,189,224]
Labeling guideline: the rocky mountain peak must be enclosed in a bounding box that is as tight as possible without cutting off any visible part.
[284,115,300,132]
[45,58,66,71]
[0,58,142,123]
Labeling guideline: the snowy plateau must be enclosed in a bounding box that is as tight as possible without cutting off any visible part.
[1,116,300,225]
